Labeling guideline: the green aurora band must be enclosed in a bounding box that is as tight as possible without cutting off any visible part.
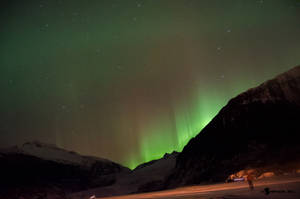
[1,0,300,169]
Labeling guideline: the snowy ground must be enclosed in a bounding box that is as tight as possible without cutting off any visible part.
[93,174,300,199]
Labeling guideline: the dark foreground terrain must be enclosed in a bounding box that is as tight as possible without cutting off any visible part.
[95,174,300,199]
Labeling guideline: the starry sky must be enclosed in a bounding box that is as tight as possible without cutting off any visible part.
[1,0,300,169]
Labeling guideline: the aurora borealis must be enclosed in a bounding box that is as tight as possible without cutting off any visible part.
[1,0,300,169]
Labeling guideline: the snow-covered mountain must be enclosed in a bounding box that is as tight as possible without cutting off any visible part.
[1,141,115,168]
[0,141,129,199]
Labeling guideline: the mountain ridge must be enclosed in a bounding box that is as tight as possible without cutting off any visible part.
[228,65,300,106]
[0,141,118,167]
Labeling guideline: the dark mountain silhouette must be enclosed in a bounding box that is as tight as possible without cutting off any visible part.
[166,65,300,188]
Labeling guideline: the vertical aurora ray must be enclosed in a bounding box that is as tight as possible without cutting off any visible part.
[133,97,220,169]
[138,111,178,165]
[129,89,224,169]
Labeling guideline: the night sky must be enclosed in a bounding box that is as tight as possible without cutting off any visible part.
[1,0,300,169]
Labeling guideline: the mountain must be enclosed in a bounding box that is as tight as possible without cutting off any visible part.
[2,65,300,198]
[70,151,179,199]
[0,141,130,199]
[166,65,300,188]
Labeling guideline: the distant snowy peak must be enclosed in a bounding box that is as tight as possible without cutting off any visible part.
[20,141,90,166]
[230,65,300,106]
[1,141,113,167]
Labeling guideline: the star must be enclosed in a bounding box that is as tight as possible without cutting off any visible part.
[96,49,101,55]
[79,104,85,109]
[116,65,122,70]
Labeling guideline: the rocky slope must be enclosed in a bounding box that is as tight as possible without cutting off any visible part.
[0,141,130,199]
[166,65,300,188]
[70,151,179,199]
